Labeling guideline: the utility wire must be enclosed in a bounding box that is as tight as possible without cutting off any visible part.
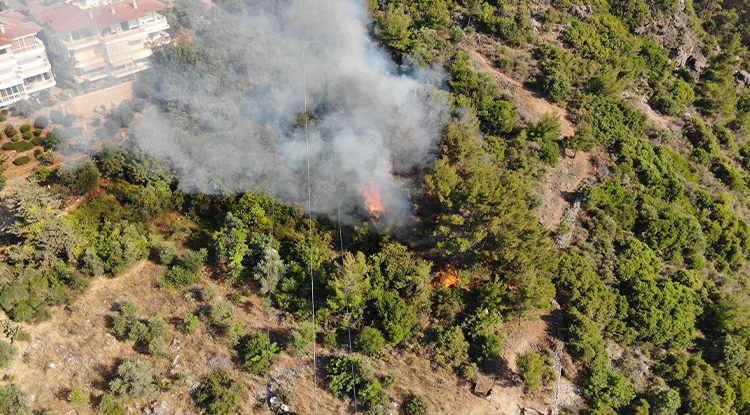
[317,23,360,413]
[299,0,319,413]
[264,96,278,415]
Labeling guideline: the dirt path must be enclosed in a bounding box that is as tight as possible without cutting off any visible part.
[536,151,592,231]
[467,50,575,137]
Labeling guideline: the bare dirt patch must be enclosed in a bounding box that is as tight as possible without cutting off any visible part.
[460,35,575,137]
[536,151,593,232]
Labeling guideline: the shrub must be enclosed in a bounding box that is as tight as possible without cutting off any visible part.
[34,116,49,129]
[211,301,233,327]
[290,320,314,356]
[12,100,38,118]
[203,283,218,302]
[49,111,63,124]
[0,384,31,415]
[183,313,199,333]
[4,124,16,138]
[109,357,157,400]
[194,371,246,415]
[31,136,45,146]
[57,159,100,194]
[37,150,55,165]
[403,394,430,415]
[517,349,545,390]
[33,128,42,137]
[61,113,77,127]
[12,156,30,166]
[98,393,125,415]
[13,141,33,152]
[19,125,30,134]
[44,130,62,150]
[326,356,387,408]
[323,329,338,349]
[239,333,282,375]
[68,388,86,405]
[22,131,31,140]
[60,89,75,100]
[0,340,16,368]
[355,327,385,356]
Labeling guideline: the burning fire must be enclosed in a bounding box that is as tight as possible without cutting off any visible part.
[387,159,394,172]
[436,263,461,288]
[360,180,384,222]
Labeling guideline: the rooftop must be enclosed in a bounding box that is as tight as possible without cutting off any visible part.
[35,0,167,32]
[0,11,43,47]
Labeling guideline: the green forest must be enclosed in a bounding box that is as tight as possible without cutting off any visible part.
[5,0,750,414]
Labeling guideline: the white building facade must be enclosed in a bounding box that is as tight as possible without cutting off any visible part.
[35,0,170,83]
[0,11,55,108]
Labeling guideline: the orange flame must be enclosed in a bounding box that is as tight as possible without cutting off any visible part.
[360,180,384,221]
[436,264,460,288]
[387,159,394,172]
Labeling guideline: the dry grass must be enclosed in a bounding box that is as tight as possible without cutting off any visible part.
[5,259,580,415]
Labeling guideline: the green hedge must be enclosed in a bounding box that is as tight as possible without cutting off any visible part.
[30,136,44,146]
[2,141,33,152]
[12,156,30,165]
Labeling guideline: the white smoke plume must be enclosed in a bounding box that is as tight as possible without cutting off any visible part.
[132,0,450,224]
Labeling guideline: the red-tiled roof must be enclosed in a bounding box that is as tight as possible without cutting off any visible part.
[0,10,42,46]
[35,4,93,32]
[35,0,167,32]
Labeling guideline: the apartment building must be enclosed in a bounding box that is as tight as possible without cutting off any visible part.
[0,11,55,108]
[35,0,170,83]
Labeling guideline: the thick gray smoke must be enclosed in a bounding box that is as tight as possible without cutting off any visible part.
[133,0,450,224]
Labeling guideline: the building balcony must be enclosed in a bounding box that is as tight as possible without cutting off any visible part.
[59,35,101,50]
[16,57,51,77]
[110,60,149,78]
[10,38,45,59]
[139,14,169,32]
[0,91,26,107]
[24,77,55,94]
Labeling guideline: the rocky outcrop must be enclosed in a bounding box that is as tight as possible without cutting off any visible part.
[641,0,708,76]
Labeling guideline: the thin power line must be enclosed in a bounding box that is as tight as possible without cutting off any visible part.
[317,25,360,413]
[299,0,319,413]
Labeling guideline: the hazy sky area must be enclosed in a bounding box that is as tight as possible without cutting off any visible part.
[133,0,450,224]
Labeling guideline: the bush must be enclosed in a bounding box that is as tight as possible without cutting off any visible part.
[19,125,30,134]
[61,113,77,127]
[0,340,16,368]
[517,350,545,390]
[109,357,157,400]
[290,320,314,356]
[183,313,199,333]
[98,393,125,415]
[0,384,31,415]
[57,159,100,194]
[12,100,38,118]
[34,116,49,129]
[13,141,33,152]
[326,356,387,408]
[355,327,385,356]
[403,394,430,415]
[50,111,63,124]
[4,124,16,138]
[37,150,55,165]
[33,128,42,137]
[12,156,30,166]
[323,329,338,349]
[31,136,45,146]
[203,283,218,302]
[194,371,246,415]
[239,333,282,375]
[211,301,233,327]
[68,388,86,405]
[60,89,75,100]
[21,131,31,140]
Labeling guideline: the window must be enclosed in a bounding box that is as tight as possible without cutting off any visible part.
[69,27,97,41]
[107,42,130,59]
[0,84,24,99]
